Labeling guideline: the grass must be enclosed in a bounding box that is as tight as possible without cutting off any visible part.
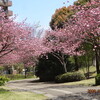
[79,66,96,77]
[0,88,47,100]
[63,66,97,86]
[79,66,96,73]
[64,78,95,86]
[2,74,37,81]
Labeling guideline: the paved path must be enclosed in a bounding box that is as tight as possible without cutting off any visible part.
[6,78,100,99]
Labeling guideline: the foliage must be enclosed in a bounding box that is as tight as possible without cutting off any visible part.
[0,66,4,71]
[0,76,9,86]
[78,43,94,65]
[0,66,4,74]
[79,66,96,77]
[13,63,24,74]
[50,6,74,30]
[50,0,95,30]
[95,74,100,85]
[55,72,86,83]
[75,43,95,78]
[74,0,91,6]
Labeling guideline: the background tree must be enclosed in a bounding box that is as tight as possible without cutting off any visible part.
[77,43,95,78]
[50,0,94,30]
[74,0,91,6]
[50,6,74,30]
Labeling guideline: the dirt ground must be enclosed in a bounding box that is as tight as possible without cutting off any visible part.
[6,78,100,100]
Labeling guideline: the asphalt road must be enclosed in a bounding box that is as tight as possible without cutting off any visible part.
[6,78,100,100]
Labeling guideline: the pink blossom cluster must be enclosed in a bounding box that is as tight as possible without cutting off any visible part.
[0,13,47,65]
[44,2,100,56]
[0,1,99,67]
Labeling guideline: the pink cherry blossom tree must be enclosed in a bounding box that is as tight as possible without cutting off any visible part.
[0,0,99,75]
[43,0,100,73]
[43,29,82,72]
[0,12,48,68]
[0,12,31,60]
[70,0,100,74]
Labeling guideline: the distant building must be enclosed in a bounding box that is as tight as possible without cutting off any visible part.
[0,0,13,16]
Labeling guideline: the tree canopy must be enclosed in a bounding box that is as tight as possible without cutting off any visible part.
[50,6,74,30]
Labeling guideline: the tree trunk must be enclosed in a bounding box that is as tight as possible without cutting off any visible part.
[62,53,67,73]
[25,70,27,78]
[63,61,67,73]
[51,52,67,73]
[24,65,27,78]
[74,56,79,71]
[95,49,100,74]
[87,59,90,79]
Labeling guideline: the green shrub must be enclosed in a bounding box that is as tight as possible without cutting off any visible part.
[95,74,100,85]
[0,76,9,86]
[55,72,86,83]
[35,53,65,81]
[35,53,75,82]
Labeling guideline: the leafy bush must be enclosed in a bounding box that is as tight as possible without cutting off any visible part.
[35,53,75,81]
[95,74,100,85]
[35,53,65,81]
[0,76,9,86]
[55,72,86,83]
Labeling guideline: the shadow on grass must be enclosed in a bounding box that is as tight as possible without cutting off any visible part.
[29,79,40,83]
[0,88,9,93]
[29,79,56,84]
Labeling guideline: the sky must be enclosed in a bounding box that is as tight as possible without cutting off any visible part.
[10,0,77,29]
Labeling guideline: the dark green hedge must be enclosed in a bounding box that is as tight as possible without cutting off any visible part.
[35,53,65,81]
[95,74,100,85]
[55,72,85,83]
[35,53,75,82]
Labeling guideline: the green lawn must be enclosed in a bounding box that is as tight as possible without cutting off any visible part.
[2,74,37,80]
[79,66,96,78]
[64,78,95,86]
[62,66,97,86]
[0,88,47,100]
